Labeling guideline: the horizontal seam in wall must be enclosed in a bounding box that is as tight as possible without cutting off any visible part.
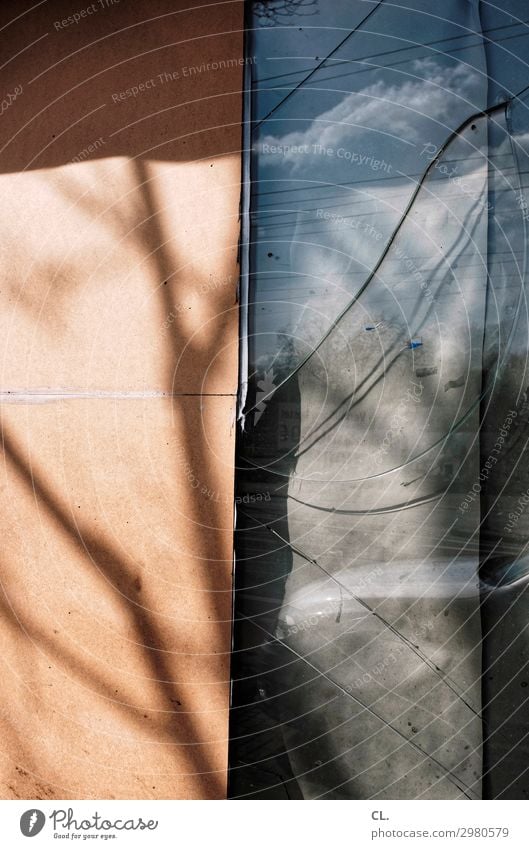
[0,390,237,401]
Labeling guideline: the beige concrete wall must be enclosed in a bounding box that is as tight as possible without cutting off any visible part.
[0,0,242,799]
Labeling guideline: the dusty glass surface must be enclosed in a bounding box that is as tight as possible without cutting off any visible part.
[230,0,529,799]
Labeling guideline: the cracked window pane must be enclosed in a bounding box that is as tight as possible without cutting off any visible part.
[230,0,529,800]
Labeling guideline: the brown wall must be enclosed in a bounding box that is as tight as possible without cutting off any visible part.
[0,0,243,799]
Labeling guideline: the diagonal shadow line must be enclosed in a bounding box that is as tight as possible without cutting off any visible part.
[131,159,238,794]
[133,158,234,614]
[0,584,213,740]
[1,424,224,793]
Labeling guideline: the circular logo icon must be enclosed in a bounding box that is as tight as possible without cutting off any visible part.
[20,810,46,837]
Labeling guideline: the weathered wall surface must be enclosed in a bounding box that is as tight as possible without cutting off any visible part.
[0,0,242,799]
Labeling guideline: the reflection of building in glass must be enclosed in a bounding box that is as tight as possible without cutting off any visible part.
[230,0,529,801]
